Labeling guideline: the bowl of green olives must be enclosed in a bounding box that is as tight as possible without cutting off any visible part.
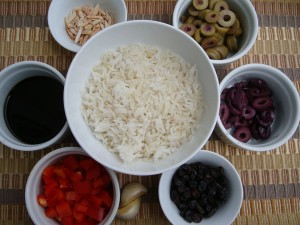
[173,0,258,67]
[159,150,243,224]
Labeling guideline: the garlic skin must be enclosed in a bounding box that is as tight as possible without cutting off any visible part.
[117,182,147,220]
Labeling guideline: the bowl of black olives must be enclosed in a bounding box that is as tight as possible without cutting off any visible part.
[215,64,300,152]
[159,150,243,224]
[172,0,258,67]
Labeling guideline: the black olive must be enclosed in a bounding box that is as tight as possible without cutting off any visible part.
[192,213,203,223]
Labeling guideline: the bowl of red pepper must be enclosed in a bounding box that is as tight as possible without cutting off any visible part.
[25,147,120,225]
[215,64,300,151]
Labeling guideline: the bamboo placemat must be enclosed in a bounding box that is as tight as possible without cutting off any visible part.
[0,0,299,224]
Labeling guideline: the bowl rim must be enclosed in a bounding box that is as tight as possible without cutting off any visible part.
[47,0,128,52]
[64,19,220,176]
[0,61,69,151]
[172,0,259,66]
[159,149,243,225]
[216,63,300,151]
[25,146,120,225]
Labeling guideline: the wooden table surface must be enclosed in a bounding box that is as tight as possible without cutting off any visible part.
[0,0,299,224]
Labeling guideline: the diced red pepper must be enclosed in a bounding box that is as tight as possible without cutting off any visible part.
[61,216,74,225]
[79,158,98,171]
[86,165,100,181]
[37,194,47,207]
[54,167,67,179]
[66,191,79,201]
[62,155,79,171]
[85,206,105,222]
[70,171,83,182]
[73,210,86,222]
[42,165,55,178]
[99,190,113,208]
[74,181,91,194]
[45,207,58,218]
[56,201,72,218]
[74,202,88,213]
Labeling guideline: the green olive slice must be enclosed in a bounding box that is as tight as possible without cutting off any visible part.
[200,22,216,36]
[206,48,222,60]
[200,36,219,49]
[188,5,200,17]
[198,9,212,20]
[205,11,220,23]
[209,0,221,10]
[227,18,240,34]
[234,27,243,37]
[214,23,229,34]
[214,45,229,59]
[226,34,238,51]
[218,10,236,27]
[213,1,229,12]
[193,0,209,10]
[194,28,202,43]
[186,16,196,24]
[180,23,197,36]
[193,19,204,29]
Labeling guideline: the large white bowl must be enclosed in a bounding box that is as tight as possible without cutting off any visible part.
[25,147,120,225]
[64,20,220,176]
[48,0,127,52]
[215,64,300,151]
[159,150,243,225]
[172,0,258,67]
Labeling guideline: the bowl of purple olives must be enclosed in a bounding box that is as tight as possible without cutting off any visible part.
[159,150,243,224]
[172,0,258,67]
[215,63,300,151]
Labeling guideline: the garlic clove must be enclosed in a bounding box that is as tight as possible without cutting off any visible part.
[120,182,147,208]
[116,197,141,220]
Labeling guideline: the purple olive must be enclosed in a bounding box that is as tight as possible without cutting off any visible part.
[221,88,229,101]
[228,100,242,115]
[233,127,251,143]
[219,103,230,123]
[258,126,271,139]
[249,79,268,89]
[253,97,273,110]
[242,105,256,120]
[249,87,271,97]
[256,110,274,127]
[234,81,248,89]
[232,89,248,110]
[249,121,260,140]
[229,115,248,128]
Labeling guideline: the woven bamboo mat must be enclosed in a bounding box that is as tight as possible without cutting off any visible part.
[0,0,299,224]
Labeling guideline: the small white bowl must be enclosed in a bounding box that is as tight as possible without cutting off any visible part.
[25,147,120,225]
[215,64,300,151]
[0,61,68,151]
[172,0,258,67]
[48,0,127,52]
[159,150,243,225]
[64,20,220,176]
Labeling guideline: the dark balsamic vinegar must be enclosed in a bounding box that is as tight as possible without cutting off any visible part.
[4,76,66,144]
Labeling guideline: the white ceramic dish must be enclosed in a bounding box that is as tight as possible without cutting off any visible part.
[215,64,300,151]
[48,0,127,52]
[0,61,68,151]
[159,150,243,225]
[25,147,120,225]
[64,20,220,176]
[172,0,258,67]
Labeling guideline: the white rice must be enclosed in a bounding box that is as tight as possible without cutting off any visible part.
[81,43,203,162]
